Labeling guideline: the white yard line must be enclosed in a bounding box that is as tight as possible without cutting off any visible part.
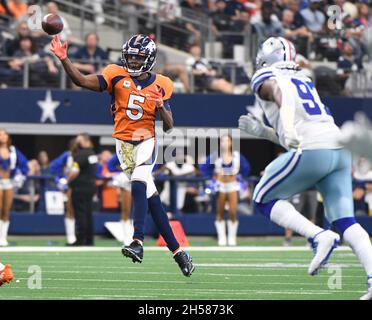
[0,246,353,253]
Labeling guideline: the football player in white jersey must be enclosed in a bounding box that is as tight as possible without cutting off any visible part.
[239,37,372,300]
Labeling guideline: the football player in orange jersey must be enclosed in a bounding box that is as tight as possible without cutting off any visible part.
[50,34,195,277]
[0,263,13,286]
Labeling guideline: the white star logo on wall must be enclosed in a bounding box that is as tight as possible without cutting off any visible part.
[37,90,60,123]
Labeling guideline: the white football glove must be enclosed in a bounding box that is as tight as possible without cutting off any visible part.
[238,113,266,137]
[239,113,280,144]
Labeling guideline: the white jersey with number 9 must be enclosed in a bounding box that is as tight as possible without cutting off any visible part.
[251,62,343,150]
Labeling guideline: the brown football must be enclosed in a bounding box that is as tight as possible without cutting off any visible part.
[42,14,64,35]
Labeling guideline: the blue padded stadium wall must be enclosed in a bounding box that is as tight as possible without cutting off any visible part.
[8,213,372,236]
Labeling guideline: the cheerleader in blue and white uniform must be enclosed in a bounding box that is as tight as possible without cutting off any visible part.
[49,138,77,245]
[0,129,28,246]
[202,135,250,246]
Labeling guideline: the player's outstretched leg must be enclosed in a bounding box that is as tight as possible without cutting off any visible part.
[333,218,372,300]
[148,193,195,277]
[121,181,147,263]
[0,263,14,286]
[254,199,340,275]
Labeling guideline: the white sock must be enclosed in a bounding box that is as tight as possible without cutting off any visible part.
[1,221,9,241]
[121,219,134,246]
[0,220,3,240]
[227,220,239,246]
[215,220,227,246]
[343,223,372,277]
[64,218,76,244]
[271,200,323,239]
[0,262,5,270]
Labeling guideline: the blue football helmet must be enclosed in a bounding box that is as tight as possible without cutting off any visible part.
[121,34,157,77]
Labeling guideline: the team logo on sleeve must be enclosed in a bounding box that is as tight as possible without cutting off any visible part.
[123,80,131,88]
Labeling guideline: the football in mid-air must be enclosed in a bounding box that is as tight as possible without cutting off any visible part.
[42,14,63,35]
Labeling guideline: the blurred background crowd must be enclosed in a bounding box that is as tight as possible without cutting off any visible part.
[0,0,371,96]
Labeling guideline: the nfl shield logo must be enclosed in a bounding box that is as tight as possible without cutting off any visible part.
[123,80,131,88]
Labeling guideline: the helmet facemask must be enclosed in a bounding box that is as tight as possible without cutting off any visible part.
[121,42,157,77]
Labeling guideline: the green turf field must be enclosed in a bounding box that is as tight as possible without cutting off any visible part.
[0,237,367,300]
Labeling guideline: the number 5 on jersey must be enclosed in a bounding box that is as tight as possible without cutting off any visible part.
[127,94,144,120]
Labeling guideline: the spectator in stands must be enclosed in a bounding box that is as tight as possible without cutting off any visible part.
[336,40,363,90]
[186,44,235,93]
[72,32,108,76]
[155,0,182,23]
[37,150,50,175]
[151,35,190,92]
[224,0,250,25]
[96,150,118,212]
[13,159,40,214]
[300,0,325,33]
[0,0,28,21]
[287,0,306,29]
[180,0,205,45]
[342,11,368,63]
[211,0,249,58]
[282,8,312,56]
[46,2,73,43]
[251,0,284,43]
[157,152,197,213]
[3,21,29,56]
[8,36,59,86]
[355,2,369,28]
[83,0,105,25]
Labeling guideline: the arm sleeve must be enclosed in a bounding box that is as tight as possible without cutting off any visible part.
[250,67,275,94]
[239,154,251,178]
[107,154,121,172]
[15,149,29,175]
[49,151,68,176]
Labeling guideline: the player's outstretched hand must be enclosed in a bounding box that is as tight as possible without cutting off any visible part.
[238,113,265,137]
[50,35,68,61]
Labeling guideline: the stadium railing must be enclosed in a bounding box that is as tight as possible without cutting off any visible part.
[11,174,372,217]
[13,174,260,216]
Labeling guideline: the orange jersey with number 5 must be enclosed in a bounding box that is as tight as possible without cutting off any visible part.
[99,64,173,141]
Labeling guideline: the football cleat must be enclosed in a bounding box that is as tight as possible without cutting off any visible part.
[360,277,372,300]
[0,264,14,286]
[308,230,340,276]
[122,240,143,263]
[174,251,195,277]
